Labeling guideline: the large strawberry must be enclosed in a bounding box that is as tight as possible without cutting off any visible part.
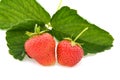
[57,27,88,67]
[24,25,56,66]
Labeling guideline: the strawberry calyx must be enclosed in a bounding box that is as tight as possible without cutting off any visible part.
[26,24,48,37]
[64,38,81,47]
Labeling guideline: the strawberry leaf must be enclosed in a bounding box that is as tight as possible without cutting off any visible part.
[0,0,50,29]
[6,20,45,60]
[51,6,114,55]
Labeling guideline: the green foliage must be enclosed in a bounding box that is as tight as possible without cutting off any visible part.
[0,0,50,29]
[51,6,114,55]
[0,1,114,60]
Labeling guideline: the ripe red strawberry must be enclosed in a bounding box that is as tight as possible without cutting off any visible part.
[57,40,84,67]
[24,25,56,66]
[57,27,88,67]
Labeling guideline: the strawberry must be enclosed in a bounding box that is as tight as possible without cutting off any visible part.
[24,25,56,66]
[57,40,84,67]
[57,27,88,67]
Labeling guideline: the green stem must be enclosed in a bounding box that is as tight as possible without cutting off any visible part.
[34,24,40,34]
[57,0,63,10]
[73,27,88,42]
[26,24,41,37]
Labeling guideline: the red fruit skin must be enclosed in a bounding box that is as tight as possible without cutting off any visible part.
[57,40,84,67]
[24,33,56,66]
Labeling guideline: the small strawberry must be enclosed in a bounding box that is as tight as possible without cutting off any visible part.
[24,24,56,66]
[57,27,88,67]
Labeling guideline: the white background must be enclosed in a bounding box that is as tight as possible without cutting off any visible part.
[0,0,120,80]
